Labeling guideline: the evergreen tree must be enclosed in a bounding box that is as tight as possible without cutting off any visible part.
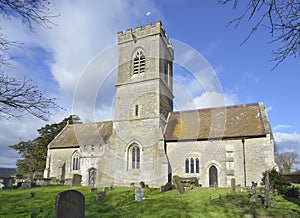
[10,115,75,175]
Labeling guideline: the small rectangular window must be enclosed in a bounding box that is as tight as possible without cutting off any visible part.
[135,105,139,116]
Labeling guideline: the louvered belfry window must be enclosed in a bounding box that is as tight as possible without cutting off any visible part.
[133,49,145,74]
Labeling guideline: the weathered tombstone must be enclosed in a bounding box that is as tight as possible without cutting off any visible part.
[90,188,97,192]
[72,174,82,186]
[231,178,236,193]
[96,191,106,200]
[140,181,145,188]
[173,175,184,194]
[160,186,166,192]
[21,182,32,189]
[55,190,85,218]
[0,183,4,189]
[250,181,257,202]
[103,187,109,192]
[213,182,218,190]
[135,187,145,201]
[265,172,270,208]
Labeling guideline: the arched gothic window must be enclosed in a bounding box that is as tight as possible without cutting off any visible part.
[88,168,97,186]
[72,151,80,170]
[196,158,200,173]
[190,158,194,173]
[133,49,145,74]
[185,158,189,173]
[185,157,200,174]
[128,144,140,169]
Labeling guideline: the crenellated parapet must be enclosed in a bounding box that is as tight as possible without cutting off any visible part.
[117,20,172,48]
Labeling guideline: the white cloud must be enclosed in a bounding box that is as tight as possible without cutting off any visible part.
[178,91,237,111]
[274,132,300,156]
[274,124,292,131]
[265,106,273,112]
[0,0,162,167]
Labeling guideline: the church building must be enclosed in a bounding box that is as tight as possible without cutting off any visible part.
[44,21,276,187]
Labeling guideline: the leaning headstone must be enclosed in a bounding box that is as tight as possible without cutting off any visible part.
[231,178,236,193]
[55,190,85,218]
[72,174,82,186]
[265,172,270,208]
[173,175,184,194]
[135,187,145,201]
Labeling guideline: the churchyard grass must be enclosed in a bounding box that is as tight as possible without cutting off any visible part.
[0,185,299,217]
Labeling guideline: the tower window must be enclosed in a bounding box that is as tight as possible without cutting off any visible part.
[133,49,145,74]
[128,144,140,170]
[135,105,139,116]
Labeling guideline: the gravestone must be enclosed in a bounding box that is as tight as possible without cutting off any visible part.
[249,181,257,202]
[173,175,184,194]
[103,187,109,192]
[231,178,236,193]
[55,190,85,218]
[72,174,82,186]
[96,191,106,200]
[135,187,145,201]
[140,181,145,188]
[0,183,4,189]
[265,172,270,208]
[21,182,32,189]
[90,188,97,192]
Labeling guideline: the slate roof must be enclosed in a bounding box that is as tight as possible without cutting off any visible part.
[164,102,272,141]
[0,168,17,178]
[48,121,113,149]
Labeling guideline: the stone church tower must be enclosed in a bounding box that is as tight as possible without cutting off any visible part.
[111,21,174,186]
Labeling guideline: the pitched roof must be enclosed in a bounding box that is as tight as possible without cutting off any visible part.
[164,102,272,141]
[48,121,113,149]
[0,168,17,178]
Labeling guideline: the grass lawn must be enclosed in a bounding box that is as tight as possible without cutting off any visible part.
[0,185,300,217]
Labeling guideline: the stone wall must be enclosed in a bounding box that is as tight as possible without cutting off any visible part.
[166,135,276,187]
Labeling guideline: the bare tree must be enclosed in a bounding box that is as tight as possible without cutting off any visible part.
[218,0,300,69]
[0,0,59,121]
[0,74,59,120]
[275,151,299,174]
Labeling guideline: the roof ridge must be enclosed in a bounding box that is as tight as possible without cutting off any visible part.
[68,120,113,126]
[171,102,260,114]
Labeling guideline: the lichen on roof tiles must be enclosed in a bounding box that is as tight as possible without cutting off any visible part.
[165,103,270,141]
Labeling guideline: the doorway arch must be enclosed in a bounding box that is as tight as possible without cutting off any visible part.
[209,165,218,187]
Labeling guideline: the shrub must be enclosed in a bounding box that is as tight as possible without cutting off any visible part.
[261,168,290,194]
[284,186,299,198]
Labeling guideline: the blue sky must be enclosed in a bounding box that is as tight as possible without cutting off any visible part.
[0,0,299,169]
